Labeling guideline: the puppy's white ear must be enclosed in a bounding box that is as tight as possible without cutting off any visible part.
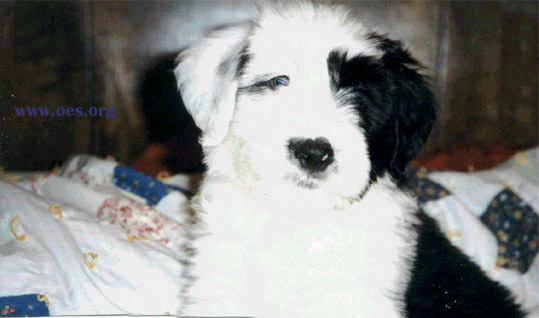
[175,24,250,147]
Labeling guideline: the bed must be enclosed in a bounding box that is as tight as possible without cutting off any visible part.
[0,148,537,316]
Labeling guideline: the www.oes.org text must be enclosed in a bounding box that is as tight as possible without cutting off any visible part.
[14,106,115,119]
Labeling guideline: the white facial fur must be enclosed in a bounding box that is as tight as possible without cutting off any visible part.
[177,3,383,203]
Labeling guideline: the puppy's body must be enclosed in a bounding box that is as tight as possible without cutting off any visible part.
[187,174,415,317]
[176,3,524,317]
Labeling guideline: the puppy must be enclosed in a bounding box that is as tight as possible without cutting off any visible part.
[175,2,524,317]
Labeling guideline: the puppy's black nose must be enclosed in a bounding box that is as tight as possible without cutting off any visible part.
[288,137,334,173]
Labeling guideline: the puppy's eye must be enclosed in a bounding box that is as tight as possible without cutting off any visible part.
[268,75,290,90]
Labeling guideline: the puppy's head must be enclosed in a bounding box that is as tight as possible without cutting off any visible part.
[176,2,435,200]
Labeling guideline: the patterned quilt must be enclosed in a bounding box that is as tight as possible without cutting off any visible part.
[407,147,538,314]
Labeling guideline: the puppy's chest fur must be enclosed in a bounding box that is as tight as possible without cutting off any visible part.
[184,177,417,317]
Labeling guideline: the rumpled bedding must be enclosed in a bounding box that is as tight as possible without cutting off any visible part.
[0,155,193,315]
[0,148,537,316]
[408,147,539,315]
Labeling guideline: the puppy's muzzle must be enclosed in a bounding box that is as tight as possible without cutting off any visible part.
[288,137,334,173]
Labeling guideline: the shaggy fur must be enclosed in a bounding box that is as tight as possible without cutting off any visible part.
[175,2,524,317]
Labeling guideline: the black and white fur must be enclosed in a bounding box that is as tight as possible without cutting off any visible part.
[175,2,525,317]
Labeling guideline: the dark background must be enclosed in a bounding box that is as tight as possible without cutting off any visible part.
[0,1,537,172]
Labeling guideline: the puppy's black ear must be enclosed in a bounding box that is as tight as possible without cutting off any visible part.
[175,24,250,147]
[369,32,436,183]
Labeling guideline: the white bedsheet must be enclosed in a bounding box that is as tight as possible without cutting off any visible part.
[0,178,182,315]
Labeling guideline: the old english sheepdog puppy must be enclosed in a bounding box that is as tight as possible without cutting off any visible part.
[175,2,524,317]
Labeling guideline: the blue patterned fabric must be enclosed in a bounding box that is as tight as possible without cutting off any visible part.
[480,189,539,273]
[407,163,539,274]
[0,294,50,317]
[113,166,192,206]
[406,167,451,204]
